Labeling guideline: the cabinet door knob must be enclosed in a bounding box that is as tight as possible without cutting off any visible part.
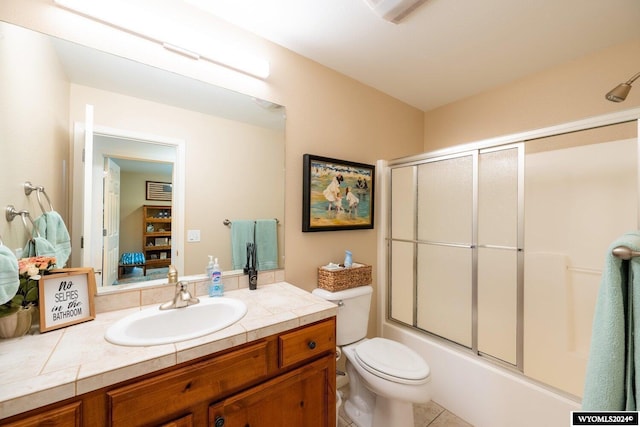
[308,340,317,350]
[214,416,225,427]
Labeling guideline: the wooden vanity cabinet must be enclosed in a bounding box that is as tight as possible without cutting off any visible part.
[107,339,272,426]
[209,355,334,427]
[1,317,336,427]
[210,318,337,427]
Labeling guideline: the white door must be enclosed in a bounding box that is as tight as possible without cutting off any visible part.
[103,158,121,286]
[80,104,105,285]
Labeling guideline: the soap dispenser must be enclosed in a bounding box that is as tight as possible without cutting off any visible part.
[209,258,223,297]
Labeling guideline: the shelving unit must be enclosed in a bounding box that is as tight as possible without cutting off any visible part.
[142,205,172,270]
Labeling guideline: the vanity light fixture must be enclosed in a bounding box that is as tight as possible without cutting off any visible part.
[52,0,270,79]
[606,71,640,102]
[161,43,201,61]
[363,0,429,24]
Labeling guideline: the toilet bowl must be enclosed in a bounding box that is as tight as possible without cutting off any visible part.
[342,338,431,427]
[312,286,432,427]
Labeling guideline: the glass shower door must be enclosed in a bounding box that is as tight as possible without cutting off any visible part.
[416,153,474,347]
[477,146,521,365]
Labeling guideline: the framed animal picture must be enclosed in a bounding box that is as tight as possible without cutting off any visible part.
[302,154,375,232]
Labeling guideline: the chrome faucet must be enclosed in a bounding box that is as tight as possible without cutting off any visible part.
[159,266,199,310]
[159,281,200,310]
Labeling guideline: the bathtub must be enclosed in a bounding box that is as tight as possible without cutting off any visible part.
[382,322,580,427]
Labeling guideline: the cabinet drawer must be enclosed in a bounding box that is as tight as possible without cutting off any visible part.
[3,401,81,427]
[279,318,335,369]
[108,340,269,426]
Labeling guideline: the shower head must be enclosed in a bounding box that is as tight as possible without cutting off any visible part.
[606,71,640,102]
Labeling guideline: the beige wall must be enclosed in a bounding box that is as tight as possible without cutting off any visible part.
[0,21,69,252]
[424,38,640,151]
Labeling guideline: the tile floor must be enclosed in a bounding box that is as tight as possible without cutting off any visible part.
[337,386,473,427]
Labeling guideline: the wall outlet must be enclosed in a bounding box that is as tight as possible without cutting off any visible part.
[187,229,201,242]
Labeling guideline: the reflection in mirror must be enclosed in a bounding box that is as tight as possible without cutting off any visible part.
[0,20,285,291]
[86,135,177,287]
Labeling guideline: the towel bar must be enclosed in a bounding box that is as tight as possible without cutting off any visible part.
[223,218,279,226]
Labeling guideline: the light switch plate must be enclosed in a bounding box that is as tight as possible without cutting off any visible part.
[187,229,201,242]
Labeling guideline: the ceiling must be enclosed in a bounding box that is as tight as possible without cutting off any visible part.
[186,0,640,111]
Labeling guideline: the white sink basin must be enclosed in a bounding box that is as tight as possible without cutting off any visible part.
[105,297,247,346]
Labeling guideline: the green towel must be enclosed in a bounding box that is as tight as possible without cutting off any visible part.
[23,236,58,261]
[0,245,19,305]
[255,219,278,271]
[231,220,255,270]
[34,211,71,268]
[582,231,640,410]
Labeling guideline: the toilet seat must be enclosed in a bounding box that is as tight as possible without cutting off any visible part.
[353,337,430,385]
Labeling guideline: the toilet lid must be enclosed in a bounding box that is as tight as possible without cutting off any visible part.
[354,337,430,383]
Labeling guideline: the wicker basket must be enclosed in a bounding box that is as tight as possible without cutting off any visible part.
[317,263,372,292]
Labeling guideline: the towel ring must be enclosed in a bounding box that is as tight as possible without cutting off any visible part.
[24,181,54,213]
[5,205,41,238]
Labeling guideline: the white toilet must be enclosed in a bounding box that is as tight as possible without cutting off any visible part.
[312,285,431,427]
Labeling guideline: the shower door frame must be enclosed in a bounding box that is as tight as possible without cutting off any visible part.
[385,106,640,377]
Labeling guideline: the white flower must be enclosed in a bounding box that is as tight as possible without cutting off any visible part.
[27,265,39,278]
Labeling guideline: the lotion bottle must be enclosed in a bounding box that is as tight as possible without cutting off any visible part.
[209,258,223,297]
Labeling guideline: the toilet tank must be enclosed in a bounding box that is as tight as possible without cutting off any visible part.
[312,285,373,346]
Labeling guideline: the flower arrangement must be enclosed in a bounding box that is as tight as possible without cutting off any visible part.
[0,256,56,318]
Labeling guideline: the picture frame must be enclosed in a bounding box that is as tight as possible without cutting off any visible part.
[302,154,375,232]
[155,237,169,246]
[146,181,172,201]
[38,268,97,332]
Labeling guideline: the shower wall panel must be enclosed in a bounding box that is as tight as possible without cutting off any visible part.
[523,136,638,396]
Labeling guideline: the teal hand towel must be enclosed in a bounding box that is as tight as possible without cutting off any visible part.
[0,245,19,305]
[231,220,255,270]
[582,231,640,410]
[255,219,278,271]
[23,236,58,261]
[34,211,71,268]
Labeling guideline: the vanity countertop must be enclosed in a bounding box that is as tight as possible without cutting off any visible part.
[0,282,337,419]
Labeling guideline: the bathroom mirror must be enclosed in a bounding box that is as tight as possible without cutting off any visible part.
[0,20,285,289]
